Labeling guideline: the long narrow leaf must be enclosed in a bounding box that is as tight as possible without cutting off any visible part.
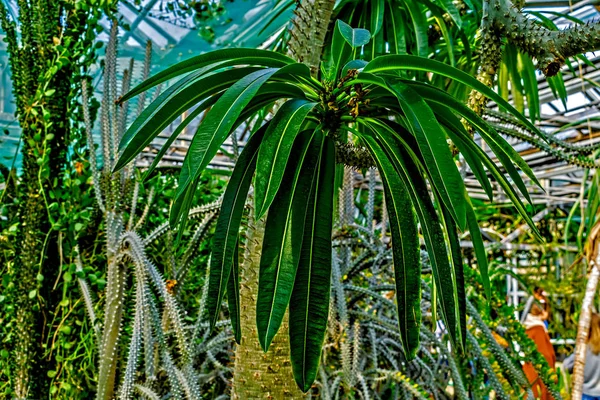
[405,0,428,57]
[436,190,466,352]
[427,102,494,200]
[289,136,335,392]
[206,124,268,330]
[387,80,466,230]
[358,121,459,346]
[227,239,241,343]
[360,127,421,359]
[172,68,280,226]
[464,195,491,300]
[116,67,261,170]
[362,55,542,137]
[370,0,385,35]
[403,81,540,198]
[255,99,318,219]
[386,1,407,55]
[120,49,294,102]
[257,130,322,351]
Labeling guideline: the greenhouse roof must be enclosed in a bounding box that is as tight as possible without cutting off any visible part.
[1,0,600,207]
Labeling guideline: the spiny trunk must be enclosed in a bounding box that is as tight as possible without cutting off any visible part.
[232,219,305,399]
[287,0,336,76]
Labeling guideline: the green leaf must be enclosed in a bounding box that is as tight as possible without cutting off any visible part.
[358,120,459,346]
[426,0,455,67]
[330,20,370,77]
[173,68,279,226]
[386,80,466,230]
[257,130,322,352]
[436,191,466,352]
[519,51,539,122]
[400,87,541,238]
[341,59,368,78]
[360,127,421,359]
[386,1,407,55]
[336,19,371,48]
[363,55,541,137]
[142,94,222,181]
[464,195,491,300]
[206,124,267,330]
[547,75,568,109]
[404,80,541,199]
[437,0,463,28]
[370,0,384,35]
[227,238,241,344]
[330,21,353,78]
[427,102,494,200]
[289,135,335,392]
[116,67,261,171]
[120,49,294,102]
[405,0,428,57]
[255,99,318,219]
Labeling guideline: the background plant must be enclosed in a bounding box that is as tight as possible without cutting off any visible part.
[0,1,111,397]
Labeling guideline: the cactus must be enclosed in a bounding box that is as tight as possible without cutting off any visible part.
[77,22,231,400]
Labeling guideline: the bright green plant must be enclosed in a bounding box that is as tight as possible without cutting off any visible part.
[115,19,545,391]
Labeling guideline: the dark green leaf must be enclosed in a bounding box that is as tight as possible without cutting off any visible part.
[173,68,280,226]
[387,80,466,230]
[404,80,540,199]
[227,239,241,344]
[120,49,294,102]
[405,0,428,57]
[464,195,491,300]
[142,94,221,181]
[257,130,323,351]
[289,136,335,392]
[437,0,463,28]
[363,55,542,137]
[116,67,262,171]
[436,191,466,351]
[206,124,268,330]
[386,1,407,55]
[370,0,384,35]
[426,101,494,201]
[358,120,459,346]
[360,127,421,359]
[255,99,318,219]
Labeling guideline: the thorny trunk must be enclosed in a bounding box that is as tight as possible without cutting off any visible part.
[287,0,336,76]
[232,218,305,399]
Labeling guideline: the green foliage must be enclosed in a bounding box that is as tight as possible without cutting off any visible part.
[114,19,546,390]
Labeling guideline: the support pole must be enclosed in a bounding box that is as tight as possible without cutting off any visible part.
[571,263,600,399]
[572,220,600,399]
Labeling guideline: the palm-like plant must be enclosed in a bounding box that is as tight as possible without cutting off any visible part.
[115,21,542,391]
